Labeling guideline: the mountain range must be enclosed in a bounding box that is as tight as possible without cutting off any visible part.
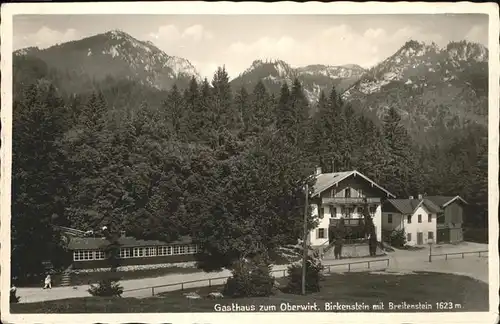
[15,30,201,91]
[230,59,366,102]
[13,29,489,143]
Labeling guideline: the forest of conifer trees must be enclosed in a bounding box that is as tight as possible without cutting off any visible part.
[11,64,488,281]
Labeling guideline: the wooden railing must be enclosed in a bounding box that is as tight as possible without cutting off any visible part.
[330,218,365,226]
[429,250,488,262]
[322,197,381,205]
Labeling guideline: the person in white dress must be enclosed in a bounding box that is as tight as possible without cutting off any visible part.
[43,274,52,289]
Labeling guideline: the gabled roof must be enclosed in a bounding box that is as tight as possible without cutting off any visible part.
[426,195,468,208]
[67,235,193,250]
[384,198,442,215]
[311,170,395,198]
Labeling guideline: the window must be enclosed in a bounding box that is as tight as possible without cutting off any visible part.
[428,214,432,222]
[418,214,422,223]
[388,214,393,224]
[173,245,181,255]
[345,188,351,198]
[186,245,198,254]
[95,251,106,260]
[331,188,336,198]
[145,247,157,257]
[317,228,326,239]
[407,233,412,242]
[358,188,363,198]
[369,206,376,215]
[428,231,434,240]
[73,250,94,261]
[133,247,144,257]
[158,246,172,256]
[407,215,412,224]
[358,207,364,215]
[319,207,325,219]
[120,248,132,259]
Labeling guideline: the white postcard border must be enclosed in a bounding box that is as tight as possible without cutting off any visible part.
[1,2,498,324]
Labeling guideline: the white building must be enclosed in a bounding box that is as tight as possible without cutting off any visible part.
[308,168,395,247]
[381,197,442,246]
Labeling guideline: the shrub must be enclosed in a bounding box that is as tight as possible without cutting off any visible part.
[285,251,324,294]
[223,254,274,298]
[248,255,274,297]
[223,260,253,298]
[10,287,20,304]
[87,278,124,297]
[390,229,406,248]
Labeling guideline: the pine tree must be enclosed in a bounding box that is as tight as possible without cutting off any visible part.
[470,135,488,226]
[276,83,291,133]
[341,103,358,170]
[382,107,418,197]
[11,83,68,283]
[183,77,201,142]
[63,91,113,231]
[211,66,235,134]
[355,115,389,184]
[164,84,184,137]
[252,80,273,131]
[235,86,251,136]
[309,87,346,172]
[289,78,311,151]
[199,78,214,146]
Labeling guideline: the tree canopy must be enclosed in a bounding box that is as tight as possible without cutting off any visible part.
[11,63,489,280]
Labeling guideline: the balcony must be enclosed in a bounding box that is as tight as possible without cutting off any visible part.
[322,197,381,205]
[330,218,364,227]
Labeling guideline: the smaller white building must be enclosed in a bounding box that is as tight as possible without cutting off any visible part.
[382,197,442,246]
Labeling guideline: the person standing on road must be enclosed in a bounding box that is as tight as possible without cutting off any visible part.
[43,274,52,289]
[333,238,343,260]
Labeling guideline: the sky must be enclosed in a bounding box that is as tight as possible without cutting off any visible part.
[13,14,489,79]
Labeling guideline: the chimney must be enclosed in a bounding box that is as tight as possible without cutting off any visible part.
[418,194,423,200]
[316,166,322,175]
[331,160,335,173]
[120,230,126,238]
[409,196,414,200]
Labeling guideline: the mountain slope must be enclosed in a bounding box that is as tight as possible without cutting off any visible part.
[14,30,201,92]
[342,40,488,143]
[12,53,169,116]
[230,59,366,102]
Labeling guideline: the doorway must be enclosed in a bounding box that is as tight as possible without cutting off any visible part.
[417,232,423,245]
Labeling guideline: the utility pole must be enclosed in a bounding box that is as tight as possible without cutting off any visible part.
[301,182,309,295]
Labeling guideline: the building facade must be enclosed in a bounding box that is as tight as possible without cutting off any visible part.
[66,235,199,269]
[382,197,441,246]
[382,195,467,245]
[309,169,395,247]
[426,196,467,243]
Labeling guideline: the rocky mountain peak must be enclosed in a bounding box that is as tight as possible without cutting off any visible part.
[446,41,488,62]
[242,58,294,78]
[396,40,440,59]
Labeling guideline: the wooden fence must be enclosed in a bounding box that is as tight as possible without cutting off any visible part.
[123,258,390,297]
[429,250,488,262]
